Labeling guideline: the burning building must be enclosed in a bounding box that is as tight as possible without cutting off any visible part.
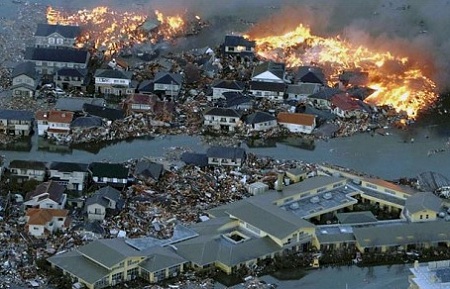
[245,23,438,118]
[46,6,208,57]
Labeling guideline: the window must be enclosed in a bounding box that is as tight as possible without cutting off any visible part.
[426,214,429,219]
[48,37,55,44]
[94,208,102,214]
[366,183,377,189]
[420,215,423,219]
[56,38,63,45]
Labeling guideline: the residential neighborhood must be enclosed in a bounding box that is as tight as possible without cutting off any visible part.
[0,2,447,289]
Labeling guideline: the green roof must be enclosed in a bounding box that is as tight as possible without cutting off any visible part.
[404,192,442,214]
[77,238,144,268]
[48,250,109,284]
[354,222,450,248]
[227,200,314,240]
[139,247,186,272]
[336,211,378,225]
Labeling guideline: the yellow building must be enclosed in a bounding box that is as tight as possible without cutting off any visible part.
[403,192,442,222]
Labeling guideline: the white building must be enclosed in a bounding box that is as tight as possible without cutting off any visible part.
[409,260,450,289]
[277,112,316,134]
[35,110,74,137]
[203,107,242,132]
[26,208,69,237]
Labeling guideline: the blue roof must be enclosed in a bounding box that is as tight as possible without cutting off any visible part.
[25,47,89,64]
[207,146,246,160]
[0,109,34,121]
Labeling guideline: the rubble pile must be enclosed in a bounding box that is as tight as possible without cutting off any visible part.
[68,113,171,144]
[0,95,53,112]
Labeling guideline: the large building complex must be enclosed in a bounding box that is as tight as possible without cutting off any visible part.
[48,168,450,289]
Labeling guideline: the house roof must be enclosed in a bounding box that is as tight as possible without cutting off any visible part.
[25,47,89,64]
[404,192,442,214]
[125,93,157,105]
[204,107,241,118]
[35,110,74,124]
[222,92,254,108]
[77,238,144,269]
[55,67,87,78]
[137,80,154,93]
[9,160,46,170]
[89,162,129,178]
[94,69,133,80]
[249,81,286,92]
[134,160,164,180]
[336,211,378,224]
[26,180,66,203]
[180,152,208,167]
[211,79,245,90]
[154,72,183,85]
[252,61,285,80]
[331,93,363,111]
[277,112,315,126]
[83,104,125,121]
[48,250,109,284]
[70,116,103,128]
[206,146,246,160]
[308,87,342,100]
[353,222,450,248]
[26,208,68,225]
[0,109,34,121]
[49,162,89,172]
[223,35,255,48]
[55,97,105,112]
[295,66,326,84]
[12,62,36,79]
[85,186,122,208]
[244,111,276,125]
[35,23,81,38]
[286,83,320,95]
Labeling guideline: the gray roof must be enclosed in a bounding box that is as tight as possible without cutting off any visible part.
[0,109,34,121]
[295,66,326,84]
[204,107,241,118]
[353,222,450,248]
[25,47,89,64]
[175,217,285,267]
[336,211,378,225]
[404,192,442,214]
[308,87,342,100]
[211,79,245,90]
[71,116,103,128]
[77,238,144,268]
[207,146,246,160]
[49,162,89,172]
[134,160,164,180]
[55,97,105,112]
[139,247,186,273]
[154,72,183,85]
[55,68,87,78]
[226,200,314,240]
[286,167,307,176]
[35,23,81,38]
[47,250,109,284]
[286,83,320,95]
[252,62,285,80]
[85,186,122,208]
[12,62,36,79]
[315,226,356,244]
[244,111,276,125]
[181,153,208,167]
[95,69,133,80]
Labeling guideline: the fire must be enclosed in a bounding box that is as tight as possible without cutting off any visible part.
[246,24,438,118]
[154,10,185,39]
[46,6,147,53]
[46,6,187,54]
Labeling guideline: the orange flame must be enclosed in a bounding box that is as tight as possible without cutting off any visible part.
[246,24,437,118]
[154,10,185,39]
[46,6,187,54]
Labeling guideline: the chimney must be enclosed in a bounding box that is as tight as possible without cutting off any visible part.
[275,171,284,192]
